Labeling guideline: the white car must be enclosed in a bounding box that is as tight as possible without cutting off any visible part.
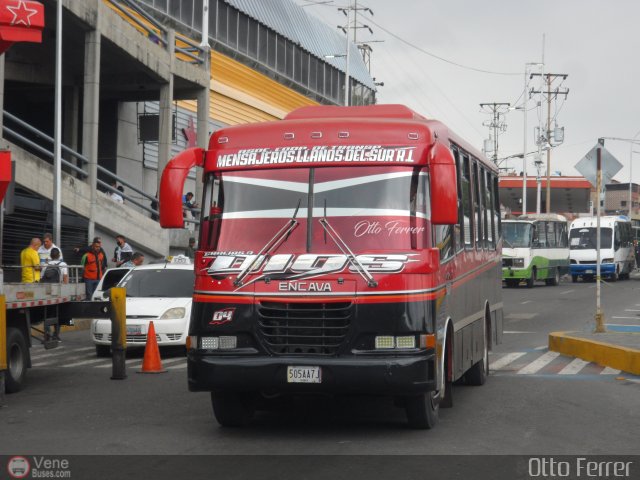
[91,258,195,357]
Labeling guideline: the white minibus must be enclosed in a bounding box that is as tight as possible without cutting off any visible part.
[569,215,635,282]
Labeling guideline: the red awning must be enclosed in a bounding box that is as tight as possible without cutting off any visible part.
[0,0,44,54]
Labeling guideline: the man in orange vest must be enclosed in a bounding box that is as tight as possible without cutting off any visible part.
[82,238,107,299]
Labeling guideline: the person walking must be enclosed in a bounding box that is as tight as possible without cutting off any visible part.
[82,238,107,298]
[112,235,133,267]
[21,238,42,283]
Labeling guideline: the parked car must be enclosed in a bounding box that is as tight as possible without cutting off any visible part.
[91,267,133,301]
[91,257,195,357]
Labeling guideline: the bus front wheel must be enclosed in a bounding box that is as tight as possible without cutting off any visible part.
[526,268,536,288]
[405,391,439,429]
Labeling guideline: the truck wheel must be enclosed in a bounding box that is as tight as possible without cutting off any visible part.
[95,345,111,357]
[211,392,256,427]
[405,391,439,429]
[6,327,28,393]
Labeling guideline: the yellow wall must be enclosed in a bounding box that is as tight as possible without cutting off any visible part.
[104,0,319,126]
[181,50,319,126]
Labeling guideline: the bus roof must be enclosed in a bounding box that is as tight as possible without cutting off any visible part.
[518,213,568,222]
[570,215,631,228]
[205,104,493,173]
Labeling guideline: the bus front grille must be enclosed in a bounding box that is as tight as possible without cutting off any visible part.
[257,301,352,355]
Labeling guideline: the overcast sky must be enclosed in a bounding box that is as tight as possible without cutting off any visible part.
[295,0,640,183]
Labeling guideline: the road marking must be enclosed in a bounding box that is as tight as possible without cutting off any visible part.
[63,358,108,368]
[30,346,94,359]
[505,313,538,320]
[521,300,532,304]
[490,352,526,371]
[160,358,186,366]
[503,331,536,334]
[558,358,589,375]
[559,290,575,295]
[167,363,187,370]
[611,317,640,320]
[601,367,621,375]
[534,345,547,350]
[624,309,640,312]
[31,352,100,367]
[517,351,560,374]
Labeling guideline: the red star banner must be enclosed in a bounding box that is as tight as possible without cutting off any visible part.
[0,0,44,54]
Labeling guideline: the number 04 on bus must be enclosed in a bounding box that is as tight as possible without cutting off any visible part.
[158,104,504,429]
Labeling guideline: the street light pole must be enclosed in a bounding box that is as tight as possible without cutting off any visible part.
[344,0,351,106]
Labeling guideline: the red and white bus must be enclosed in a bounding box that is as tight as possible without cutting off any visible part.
[159,104,503,429]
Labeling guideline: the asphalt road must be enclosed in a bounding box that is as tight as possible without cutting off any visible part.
[1,276,639,456]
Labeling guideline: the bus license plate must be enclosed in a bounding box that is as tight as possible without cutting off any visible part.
[287,366,321,384]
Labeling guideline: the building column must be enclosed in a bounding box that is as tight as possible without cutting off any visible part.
[195,48,211,207]
[157,30,175,196]
[82,27,101,242]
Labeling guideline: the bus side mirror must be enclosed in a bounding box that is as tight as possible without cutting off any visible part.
[430,161,458,225]
[159,148,204,228]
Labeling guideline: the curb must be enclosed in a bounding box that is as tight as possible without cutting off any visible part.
[549,331,640,376]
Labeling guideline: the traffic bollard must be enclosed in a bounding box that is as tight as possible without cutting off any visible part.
[110,287,127,380]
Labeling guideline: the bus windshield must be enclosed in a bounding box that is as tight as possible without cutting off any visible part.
[200,166,430,252]
[503,222,533,248]
[569,227,612,250]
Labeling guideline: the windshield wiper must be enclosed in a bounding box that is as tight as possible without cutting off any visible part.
[319,216,378,288]
[234,199,302,287]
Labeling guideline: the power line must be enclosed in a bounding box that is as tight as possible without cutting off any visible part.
[361,14,520,76]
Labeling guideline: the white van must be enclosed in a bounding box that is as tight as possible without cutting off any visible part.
[569,215,635,282]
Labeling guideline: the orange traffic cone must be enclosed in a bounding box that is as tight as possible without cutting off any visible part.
[138,321,166,374]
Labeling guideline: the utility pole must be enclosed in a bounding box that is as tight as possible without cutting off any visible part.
[530,73,569,213]
[479,102,510,165]
[338,1,373,106]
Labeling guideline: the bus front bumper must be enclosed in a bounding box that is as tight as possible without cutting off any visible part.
[187,352,437,395]
[502,266,532,280]
[570,264,615,275]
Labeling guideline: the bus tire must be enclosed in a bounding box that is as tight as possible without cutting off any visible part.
[405,391,439,429]
[505,279,519,288]
[526,268,536,288]
[6,327,28,393]
[610,267,619,282]
[211,391,256,427]
[545,268,560,286]
[465,317,489,386]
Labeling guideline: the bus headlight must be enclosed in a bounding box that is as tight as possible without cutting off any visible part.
[512,258,525,268]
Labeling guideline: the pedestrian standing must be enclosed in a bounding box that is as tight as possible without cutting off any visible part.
[112,235,133,267]
[82,238,107,299]
[185,237,196,260]
[38,232,62,265]
[21,238,42,283]
[41,248,69,284]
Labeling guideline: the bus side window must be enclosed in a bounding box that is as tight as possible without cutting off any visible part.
[614,224,621,250]
[493,175,501,241]
[434,225,454,261]
[472,160,483,249]
[461,153,473,249]
[452,144,463,253]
